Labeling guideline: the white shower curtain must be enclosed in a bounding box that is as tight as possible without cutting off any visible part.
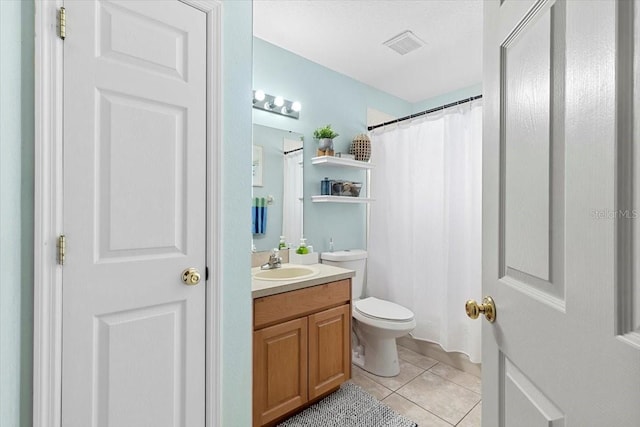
[367,101,483,363]
[282,150,303,246]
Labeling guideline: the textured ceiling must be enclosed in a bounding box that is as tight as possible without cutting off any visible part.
[253,0,483,103]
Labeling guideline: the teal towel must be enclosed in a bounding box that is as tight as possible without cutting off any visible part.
[252,197,267,234]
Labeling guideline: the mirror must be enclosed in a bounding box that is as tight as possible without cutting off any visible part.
[252,124,304,252]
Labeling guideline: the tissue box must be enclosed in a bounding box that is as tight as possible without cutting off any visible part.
[290,251,319,265]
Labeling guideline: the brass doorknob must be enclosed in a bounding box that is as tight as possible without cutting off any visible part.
[181,268,201,285]
[465,296,496,323]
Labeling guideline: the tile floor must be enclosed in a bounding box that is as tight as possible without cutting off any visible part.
[348,345,481,427]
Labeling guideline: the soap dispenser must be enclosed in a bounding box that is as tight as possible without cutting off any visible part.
[296,238,309,254]
[278,236,287,250]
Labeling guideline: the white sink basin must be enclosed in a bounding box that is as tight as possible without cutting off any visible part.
[253,265,319,281]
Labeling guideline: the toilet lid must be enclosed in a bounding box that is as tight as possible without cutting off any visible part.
[354,297,414,321]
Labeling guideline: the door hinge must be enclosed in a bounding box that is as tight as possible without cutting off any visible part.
[57,7,66,40]
[57,235,66,265]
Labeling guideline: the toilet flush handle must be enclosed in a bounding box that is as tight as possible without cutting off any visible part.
[465,296,496,323]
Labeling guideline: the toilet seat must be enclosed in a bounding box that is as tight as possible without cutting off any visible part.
[354,297,414,322]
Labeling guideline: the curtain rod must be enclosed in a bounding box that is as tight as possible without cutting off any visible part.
[367,94,483,131]
[284,147,303,155]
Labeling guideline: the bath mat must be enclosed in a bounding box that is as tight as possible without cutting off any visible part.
[277,382,418,427]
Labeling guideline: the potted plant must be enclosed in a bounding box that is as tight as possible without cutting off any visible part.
[313,124,339,156]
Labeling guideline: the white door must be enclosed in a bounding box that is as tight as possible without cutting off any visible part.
[61,1,207,425]
[482,0,640,425]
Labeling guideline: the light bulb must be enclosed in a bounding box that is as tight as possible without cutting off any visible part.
[291,101,301,112]
[254,90,265,102]
[274,96,284,107]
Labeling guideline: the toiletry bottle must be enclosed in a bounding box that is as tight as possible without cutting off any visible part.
[321,177,331,195]
[329,237,334,252]
[296,238,309,254]
[278,236,287,250]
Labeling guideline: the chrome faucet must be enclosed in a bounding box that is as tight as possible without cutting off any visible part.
[260,249,282,270]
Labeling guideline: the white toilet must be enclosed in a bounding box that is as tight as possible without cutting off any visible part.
[320,249,416,377]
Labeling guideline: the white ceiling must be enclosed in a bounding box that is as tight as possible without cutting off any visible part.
[253,0,483,104]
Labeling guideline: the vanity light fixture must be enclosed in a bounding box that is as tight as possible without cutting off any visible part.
[252,89,301,119]
[281,101,302,115]
[253,89,266,103]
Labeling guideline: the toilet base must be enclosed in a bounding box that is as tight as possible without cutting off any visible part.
[351,336,400,377]
[358,335,401,377]
[352,351,365,369]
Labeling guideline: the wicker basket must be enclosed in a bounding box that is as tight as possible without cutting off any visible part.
[350,134,371,161]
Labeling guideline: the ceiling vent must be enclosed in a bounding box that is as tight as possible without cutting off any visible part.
[383,31,425,55]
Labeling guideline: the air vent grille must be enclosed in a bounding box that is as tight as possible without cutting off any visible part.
[383,31,425,55]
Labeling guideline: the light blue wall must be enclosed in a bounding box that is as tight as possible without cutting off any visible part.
[0,1,252,426]
[0,1,35,426]
[221,1,253,425]
[411,83,483,113]
[253,38,412,253]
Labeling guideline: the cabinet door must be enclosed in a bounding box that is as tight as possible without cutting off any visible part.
[253,317,308,427]
[308,304,351,399]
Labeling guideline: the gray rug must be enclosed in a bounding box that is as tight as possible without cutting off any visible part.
[277,382,418,427]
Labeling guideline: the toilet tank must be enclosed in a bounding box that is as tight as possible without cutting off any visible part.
[320,250,367,299]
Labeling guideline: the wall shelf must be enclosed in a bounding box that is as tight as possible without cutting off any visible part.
[311,196,374,204]
[311,156,373,169]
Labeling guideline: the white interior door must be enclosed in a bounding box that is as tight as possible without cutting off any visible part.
[61,1,207,425]
[483,0,640,425]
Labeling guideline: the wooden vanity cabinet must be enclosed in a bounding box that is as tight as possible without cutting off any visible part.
[253,279,352,427]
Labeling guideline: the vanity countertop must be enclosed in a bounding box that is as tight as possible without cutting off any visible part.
[251,263,355,299]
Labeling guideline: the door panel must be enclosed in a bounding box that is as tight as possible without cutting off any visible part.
[503,357,563,427]
[502,1,566,304]
[98,0,189,80]
[94,302,186,426]
[504,6,551,283]
[61,1,207,426]
[97,90,188,260]
[501,0,565,306]
[484,0,640,425]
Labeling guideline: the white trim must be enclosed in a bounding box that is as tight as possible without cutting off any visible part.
[33,1,224,425]
[177,1,224,426]
[34,1,64,426]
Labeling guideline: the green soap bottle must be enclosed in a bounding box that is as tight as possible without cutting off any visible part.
[296,238,309,254]
[278,236,287,250]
